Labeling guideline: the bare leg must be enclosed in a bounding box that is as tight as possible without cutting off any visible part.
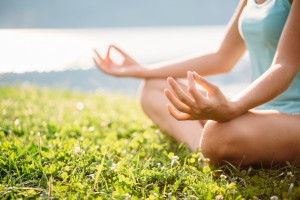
[139,79,300,166]
[139,79,203,151]
[201,110,300,166]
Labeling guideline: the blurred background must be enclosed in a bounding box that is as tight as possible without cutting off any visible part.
[0,0,250,95]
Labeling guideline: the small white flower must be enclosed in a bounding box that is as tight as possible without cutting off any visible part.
[86,174,95,179]
[171,155,179,161]
[73,146,81,154]
[76,102,84,111]
[88,126,95,132]
[287,171,294,178]
[215,194,223,200]
[170,155,179,167]
[123,193,131,198]
[220,174,227,180]
[14,119,20,126]
[110,163,117,171]
[79,137,84,141]
[270,196,278,200]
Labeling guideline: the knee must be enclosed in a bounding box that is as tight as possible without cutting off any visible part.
[200,120,241,165]
[138,79,167,106]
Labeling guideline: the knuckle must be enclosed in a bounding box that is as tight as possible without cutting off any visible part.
[177,106,185,112]
[177,95,187,103]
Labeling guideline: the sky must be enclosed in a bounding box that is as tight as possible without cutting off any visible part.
[0,0,240,28]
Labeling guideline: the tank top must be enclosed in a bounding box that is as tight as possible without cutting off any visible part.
[238,0,300,114]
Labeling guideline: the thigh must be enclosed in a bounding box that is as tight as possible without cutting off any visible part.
[201,110,300,166]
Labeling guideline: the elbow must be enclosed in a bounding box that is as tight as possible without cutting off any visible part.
[272,63,297,94]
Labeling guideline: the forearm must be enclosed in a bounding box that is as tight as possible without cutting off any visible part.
[229,64,297,118]
[138,52,230,79]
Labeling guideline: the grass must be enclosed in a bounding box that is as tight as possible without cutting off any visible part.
[0,85,299,199]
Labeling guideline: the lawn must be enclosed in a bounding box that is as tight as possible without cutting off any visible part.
[0,86,299,199]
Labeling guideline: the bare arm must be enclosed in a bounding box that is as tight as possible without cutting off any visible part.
[165,0,300,122]
[231,0,300,117]
[94,0,247,79]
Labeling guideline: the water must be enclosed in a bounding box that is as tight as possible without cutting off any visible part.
[0,27,250,96]
[0,26,229,73]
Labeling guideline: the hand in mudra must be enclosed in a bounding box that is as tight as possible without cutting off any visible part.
[164,71,234,122]
[93,45,145,78]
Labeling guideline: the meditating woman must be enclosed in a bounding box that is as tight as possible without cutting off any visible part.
[94,0,300,166]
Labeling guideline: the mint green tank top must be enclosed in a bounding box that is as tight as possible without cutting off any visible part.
[239,0,300,114]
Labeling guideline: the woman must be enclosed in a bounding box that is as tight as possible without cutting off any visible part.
[94,0,300,166]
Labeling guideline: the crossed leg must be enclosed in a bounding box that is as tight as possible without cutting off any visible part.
[139,78,203,151]
[139,78,300,166]
[201,110,300,166]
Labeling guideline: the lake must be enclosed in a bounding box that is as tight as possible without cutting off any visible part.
[0,27,250,96]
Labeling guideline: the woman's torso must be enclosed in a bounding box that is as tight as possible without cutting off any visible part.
[239,0,300,114]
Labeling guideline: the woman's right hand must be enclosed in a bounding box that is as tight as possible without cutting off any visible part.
[93,45,146,78]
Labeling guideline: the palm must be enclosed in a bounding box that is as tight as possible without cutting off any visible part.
[94,45,143,77]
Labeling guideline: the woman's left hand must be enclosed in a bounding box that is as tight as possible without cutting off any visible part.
[164,71,236,122]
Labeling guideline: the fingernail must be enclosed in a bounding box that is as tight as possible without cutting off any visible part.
[193,71,199,78]
[167,77,174,82]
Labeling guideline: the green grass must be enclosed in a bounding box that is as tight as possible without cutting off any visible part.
[0,86,299,199]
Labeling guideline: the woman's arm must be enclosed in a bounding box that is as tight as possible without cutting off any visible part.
[230,0,300,117]
[94,0,247,79]
[164,1,300,122]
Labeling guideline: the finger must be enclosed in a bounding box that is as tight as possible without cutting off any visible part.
[164,89,192,114]
[106,45,113,61]
[110,45,129,57]
[187,71,205,102]
[193,72,219,95]
[111,45,137,65]
[94,49,105,64]
[94,57,110,73]
[166,104,193,121]
[167,77,194,106]
[93,57,99,66]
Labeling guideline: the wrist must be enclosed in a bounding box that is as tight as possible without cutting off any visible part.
[227,99,246,120]
[133,65,149,78]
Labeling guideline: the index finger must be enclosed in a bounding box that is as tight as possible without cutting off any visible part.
[94,49,105,64]
[110,45,129,57]
[167,77,194,106]
[187,71,206,103]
